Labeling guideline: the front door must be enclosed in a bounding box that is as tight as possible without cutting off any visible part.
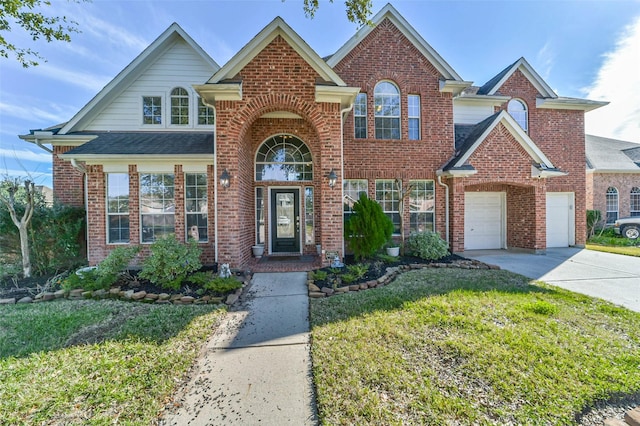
[271,189,300,253]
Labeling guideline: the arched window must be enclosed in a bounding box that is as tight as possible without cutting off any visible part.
[606,187,619,224]
[374,81,400,139]
[170,87,189,125]
[631,187,640,217]
[507,99,528,132]
[255,135,313,181]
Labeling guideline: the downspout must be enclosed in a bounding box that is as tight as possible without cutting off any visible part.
[69,158,88,263]
[340,102,355,257]
[34,138,53,154]
[437,174,450,245]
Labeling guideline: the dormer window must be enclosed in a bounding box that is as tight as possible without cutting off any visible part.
[507,99,528,132]
[170,87,189,125]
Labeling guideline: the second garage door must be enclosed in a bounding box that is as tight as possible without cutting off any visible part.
[546,192,574,247]
[464,192,505,250]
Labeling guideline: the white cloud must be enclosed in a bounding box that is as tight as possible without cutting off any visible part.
[536,40,555,81]
[0,101,71,126]
[79,14,149,53]
[585,15,640,143]
[31,63,112,93]
[0,148,51,163]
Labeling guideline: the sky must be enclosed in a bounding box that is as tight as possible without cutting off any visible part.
[1,0,639,188]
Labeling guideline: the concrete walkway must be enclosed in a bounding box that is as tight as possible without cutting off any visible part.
[464,247,640,312]
[161,272,317,425]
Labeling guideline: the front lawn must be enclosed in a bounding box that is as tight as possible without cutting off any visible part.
[310,268,640,425]
[0,300,224,424]
[586,244,640,257]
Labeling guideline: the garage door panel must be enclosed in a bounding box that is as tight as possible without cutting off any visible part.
[465,192,504,250]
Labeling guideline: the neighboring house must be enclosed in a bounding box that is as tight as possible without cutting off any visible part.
[19,4,606,269]
[586,135,640,225]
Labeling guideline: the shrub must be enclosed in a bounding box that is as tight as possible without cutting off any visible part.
[202,276,242,294]
[340,273,356,284]
[405,231,449,260]
[61,268,102,292]
[311,270,328,281]
[586,210,602,238]
[94,245,140,288]
[344,193,393,260]
[139,236,202,290]
[346,263,369,280]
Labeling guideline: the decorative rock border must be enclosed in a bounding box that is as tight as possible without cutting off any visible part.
[307,259,500,298]
[0,279,251,307]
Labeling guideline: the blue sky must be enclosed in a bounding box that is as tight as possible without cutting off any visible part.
[1,0,639,188]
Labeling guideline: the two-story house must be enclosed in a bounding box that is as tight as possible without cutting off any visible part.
[20,4,606,270]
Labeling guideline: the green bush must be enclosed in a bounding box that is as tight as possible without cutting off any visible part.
[202,276,242,294]
[311,270,328,281]
[346,263,369,280]
[139,236,202,290]
[405,231,449,260]
[344,193,394,260]
[94,246,140,288]
[61,268,104,292]
[340,273,356,284]
[586,210,601,238]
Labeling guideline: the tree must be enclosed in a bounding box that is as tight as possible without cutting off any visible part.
[299,0,374,26]
[395,178,416,255]
[0,177,37,277]
[0,0,82,67]
[344,193,393,260]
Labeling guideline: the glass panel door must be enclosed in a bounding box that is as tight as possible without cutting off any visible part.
[271,189,300,253]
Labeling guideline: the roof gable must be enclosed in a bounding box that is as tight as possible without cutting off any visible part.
[442,110,563,178]
[477,57,556,98]
[326,3,463,83]
[207,17,346,86]
[59,23,219,134]
[586,134,640,172]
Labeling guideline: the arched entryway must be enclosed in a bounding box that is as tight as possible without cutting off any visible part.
[255,134,314,254]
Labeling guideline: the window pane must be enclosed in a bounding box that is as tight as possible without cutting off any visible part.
[171,88,189,125]
[107,174,129,243]
[374,82,400,140]
[375,179,400,234]
[185,173,207,242]
[108,215,130,244]
[305,187,314,245]
[256,188,265,244]
[631,187,640,217]
[507,99,528,131]
[409,180,435,232]
[408,95,420,140]
[197,97,215,125]
[255,135,313,181]
[143,96,162,125]
[354,93,367,139]
[140,173,175,243]
[606,187,618,224]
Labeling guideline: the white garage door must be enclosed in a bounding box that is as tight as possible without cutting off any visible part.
[546,192,574,247]
[465,192,505,250]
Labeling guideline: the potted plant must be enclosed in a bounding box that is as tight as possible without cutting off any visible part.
[385,242,400,257]
[252,244,264,258]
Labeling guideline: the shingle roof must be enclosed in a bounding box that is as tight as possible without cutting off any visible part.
[477,59,519,95]
[444,113,501,170]
[586,135,640,172]
[62,132,214,156]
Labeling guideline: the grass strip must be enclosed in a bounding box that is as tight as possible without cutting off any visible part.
[586,243,640,257]
[310,268,640,425]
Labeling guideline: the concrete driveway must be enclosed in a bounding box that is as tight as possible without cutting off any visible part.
[464,247,640,312]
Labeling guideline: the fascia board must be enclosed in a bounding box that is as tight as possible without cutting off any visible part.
[440,80,473,95]
[194,83,243,102]
[58,154,213,162]
[590,169,640,174]
[536,97,609,112]
[60,24,219,134]
[436,169,478,178]
[20,134,97,146]
[453,94,510,106]
[327,4,462,81]
[315,85,360,108]
[454,111,556,169]
[209,18,346,86]
[486,58,556,98]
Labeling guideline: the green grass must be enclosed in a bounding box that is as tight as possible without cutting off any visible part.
[310,268,640,425]
[586,243,640,257]
[0,300,225,424]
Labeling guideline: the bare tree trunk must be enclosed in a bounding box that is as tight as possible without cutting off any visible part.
[395,179,415,256]
[1,179,36,278]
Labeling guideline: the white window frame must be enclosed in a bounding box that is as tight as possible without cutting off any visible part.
[139,173,175,243]
[354,93,367,139]
[507,98,528,132]
[170,87,190,126]
[305,186,314,245]
[374,81,400,140]
[185,173,208,242]
[375,179,400,235]
[606,187,619,224]
[631,187,640,217]
[142,95,163,126]
[255,187,265,245]
[409,180,435,233]
[106,173,130,244]
[343,179,368,224]
[408,95,420,140]
[197,96,215,126]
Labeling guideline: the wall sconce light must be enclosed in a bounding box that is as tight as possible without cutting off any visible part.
[327,169,337,189]
[220,169,230,188]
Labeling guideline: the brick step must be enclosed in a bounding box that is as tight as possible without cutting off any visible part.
[604,407,640,426]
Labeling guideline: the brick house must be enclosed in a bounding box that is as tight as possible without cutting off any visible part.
[586,134,640,225]
[20,4,606,269]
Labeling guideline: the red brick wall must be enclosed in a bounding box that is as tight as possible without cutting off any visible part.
[332,18,454,243]
[214,35,343,268]
[496,69,587,245]
[53,146,85,206]
[590,173,640,221]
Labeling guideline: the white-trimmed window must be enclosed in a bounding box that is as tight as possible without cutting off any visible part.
[408,95,420,140]
[170,88,189,125]
[185,173,207,242]
[606,187,619,224]
[305,187,314,245]
[409,180,435,232]
[107,173,129,244]
[256,188,265,244]
[376,179,400,234]
[374,81,400,140]
[142,96,162,125]
[140,173,175,243]
[507,99,528,132]
[197,97,215,125]
[354,93,367,139]
[343,179,368,224]
[631,187,640,217]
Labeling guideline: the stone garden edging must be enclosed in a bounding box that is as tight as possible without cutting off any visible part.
[0,278,251,307]
[307,259,500,298]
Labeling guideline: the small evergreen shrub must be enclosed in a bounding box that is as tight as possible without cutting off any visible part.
[94,245,140,289]
[62,268,101,291]
[311,270,328,281]
[344,193,394,260]
[202,276,242,294]
[340,273,356,284]
[405,231,449,260]
[346,263,369,280]
[139,235,202,290]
